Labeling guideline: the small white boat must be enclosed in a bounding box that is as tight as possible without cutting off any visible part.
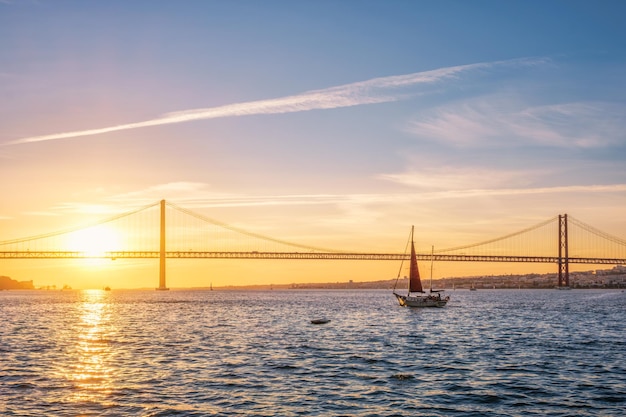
[392,226,449,308]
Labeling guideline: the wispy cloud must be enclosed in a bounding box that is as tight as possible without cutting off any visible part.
[414,183,626,200]
[407,96,626,148]
[378,166,541,190]
[5,58,544,146]
[21,211,60,217]
[110,181,351,209]
[53,179,626,218]
[11,180,625,251]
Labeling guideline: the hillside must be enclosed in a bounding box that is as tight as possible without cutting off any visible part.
[0,276,35,290]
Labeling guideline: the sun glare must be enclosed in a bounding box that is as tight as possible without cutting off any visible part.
[66,225,121,257]
[64,289,115,403]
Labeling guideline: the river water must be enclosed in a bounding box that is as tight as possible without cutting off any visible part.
[1,288,625,416]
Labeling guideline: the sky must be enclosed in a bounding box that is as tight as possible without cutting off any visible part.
[1,0,626,289]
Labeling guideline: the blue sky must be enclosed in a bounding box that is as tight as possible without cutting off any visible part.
[1,1,626,287]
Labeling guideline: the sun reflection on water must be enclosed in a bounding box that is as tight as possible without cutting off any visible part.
[66,289,115,404]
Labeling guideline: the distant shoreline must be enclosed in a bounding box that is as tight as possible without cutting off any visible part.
[3,265,624,291]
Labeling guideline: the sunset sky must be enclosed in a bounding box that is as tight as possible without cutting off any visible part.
[2,1,626,289]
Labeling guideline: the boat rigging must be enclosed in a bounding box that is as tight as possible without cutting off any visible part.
[392,226,450,308]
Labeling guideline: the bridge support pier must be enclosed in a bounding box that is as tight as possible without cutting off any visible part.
[557,214,569,288]
[156,199,169,291]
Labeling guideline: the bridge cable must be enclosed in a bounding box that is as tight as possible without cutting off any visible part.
[0,201,160,246]
[165,201,343,253]
[568,216,626,246]
[437,216,558,253]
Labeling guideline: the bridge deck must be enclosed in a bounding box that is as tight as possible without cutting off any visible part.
[1,251,624,264]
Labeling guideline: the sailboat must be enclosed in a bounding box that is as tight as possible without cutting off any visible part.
[393,226,450,308]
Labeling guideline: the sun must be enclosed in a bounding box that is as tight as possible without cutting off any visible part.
[66,225,121,257]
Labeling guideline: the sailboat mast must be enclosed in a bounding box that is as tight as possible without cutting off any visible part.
[408,225,414,295]
[430,245,434,292]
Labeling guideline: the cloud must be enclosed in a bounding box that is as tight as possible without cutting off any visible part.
[8,181,625,251]
[122,182,209,196]
[5,58,544,146]
[407,96,626,148]
[43,203,119,216]
[110,182,352,209]
[415,183,626,200]
[378,166,540,190]
[378,160,626,194]
[515,102,626,147]
[53,176,626,218]
[111,181,626,219]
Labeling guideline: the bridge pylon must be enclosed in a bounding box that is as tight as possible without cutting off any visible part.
[156,199,169,291]
[557,214,569,288]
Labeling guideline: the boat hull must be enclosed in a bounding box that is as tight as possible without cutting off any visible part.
[394,293,449,308]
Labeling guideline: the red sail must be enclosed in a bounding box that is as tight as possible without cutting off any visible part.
[409,240,423,293]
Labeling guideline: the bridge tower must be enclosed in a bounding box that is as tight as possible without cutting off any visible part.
[557,214,569,288]
[156,199,169,290]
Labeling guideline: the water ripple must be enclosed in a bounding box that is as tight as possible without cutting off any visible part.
[1,289,625,416]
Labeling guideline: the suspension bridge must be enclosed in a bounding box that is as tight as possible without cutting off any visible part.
[2,200,625,289]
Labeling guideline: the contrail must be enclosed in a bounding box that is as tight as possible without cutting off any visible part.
[5,58,542,146]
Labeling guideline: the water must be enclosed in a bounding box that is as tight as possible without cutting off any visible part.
[1,288,625,416]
